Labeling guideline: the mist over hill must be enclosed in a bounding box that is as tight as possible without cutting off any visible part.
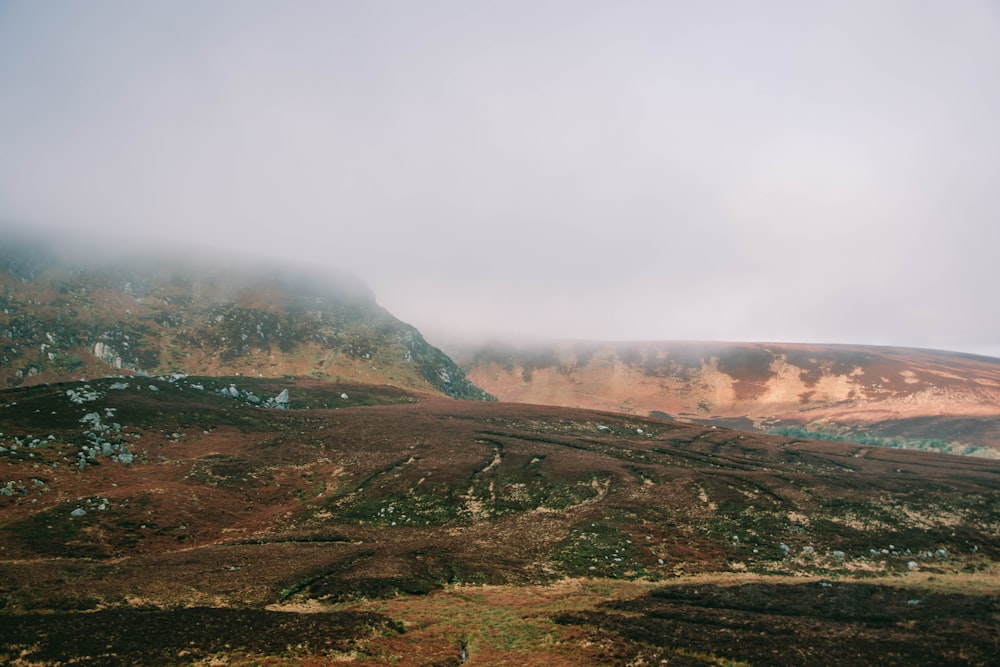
[0,233,492,401]
[0,233,997,664]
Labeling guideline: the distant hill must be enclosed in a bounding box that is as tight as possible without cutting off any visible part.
[451,340,1000,456]
[0,235,491,400]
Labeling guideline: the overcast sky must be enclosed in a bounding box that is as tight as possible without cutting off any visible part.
[2,1,999,356]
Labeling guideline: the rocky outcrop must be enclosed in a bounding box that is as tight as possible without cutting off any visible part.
[0,237,492,401]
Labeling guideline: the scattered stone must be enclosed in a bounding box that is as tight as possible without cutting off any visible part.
[273,389,290,408]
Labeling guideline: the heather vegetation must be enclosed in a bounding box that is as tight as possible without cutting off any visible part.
[1,374,998,664]
[1,240,998,664]
[768,424,994,458]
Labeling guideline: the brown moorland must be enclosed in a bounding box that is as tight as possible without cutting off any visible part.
[1,377,997,665]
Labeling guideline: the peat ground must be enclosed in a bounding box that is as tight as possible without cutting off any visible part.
[1,377,997,664]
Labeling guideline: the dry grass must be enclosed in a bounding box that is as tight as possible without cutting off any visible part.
[261,569,1000,665]
[303,579,662,665]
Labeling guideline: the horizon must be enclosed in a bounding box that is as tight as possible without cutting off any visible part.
[3,225,999,362]
[2,1,999,358]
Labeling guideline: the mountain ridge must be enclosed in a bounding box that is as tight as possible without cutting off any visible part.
[0,235,492,401]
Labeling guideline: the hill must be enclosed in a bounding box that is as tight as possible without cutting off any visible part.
[0,234,491,401]
[1,376,998,664]
[452,340,1000,457]
[0,234,997,664]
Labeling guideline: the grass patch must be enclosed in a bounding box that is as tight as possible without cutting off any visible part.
[555,522,648,579]
[321,579,658,665]
[337,485,466,526]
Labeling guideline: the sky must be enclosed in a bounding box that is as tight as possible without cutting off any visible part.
[1,1,999,357]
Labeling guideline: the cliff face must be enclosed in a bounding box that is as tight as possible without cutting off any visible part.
[0,238,492,401]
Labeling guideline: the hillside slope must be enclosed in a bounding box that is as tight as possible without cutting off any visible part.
[1,377,997,664]
[453,340,1000,455]
[0,237,491,400]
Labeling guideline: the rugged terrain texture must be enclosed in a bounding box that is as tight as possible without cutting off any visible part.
[1,235,997,664]
[454,340,1000,456]
[1,377,997,664]
[0,237,490,400]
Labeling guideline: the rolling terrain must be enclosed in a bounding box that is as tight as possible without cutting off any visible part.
[1,376,998,665]
[453,340,1000,456]
[0,236,998,664]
